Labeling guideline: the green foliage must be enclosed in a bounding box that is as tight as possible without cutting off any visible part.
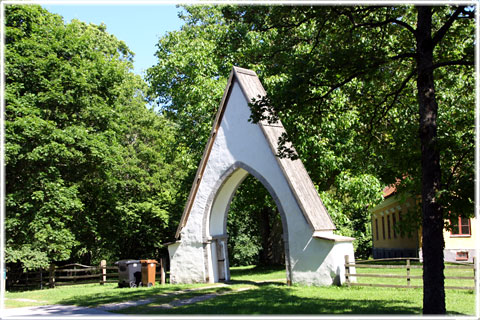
[227,176,284,266]
[7,3,472,274]
[146,6,230,158]
[228,231,261,266]
[147,5,473,262]
[321,173,383,258]
[5,5,188,270]
[228,5,474,219]
[146,6,391,259]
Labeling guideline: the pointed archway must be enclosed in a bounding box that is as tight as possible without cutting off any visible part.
[168,67,355,286]
[203,162,292,283]
[226,174,286,270]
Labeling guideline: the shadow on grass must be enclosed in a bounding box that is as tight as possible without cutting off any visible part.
[226,279,286,286]
[129,286,430,315]
[57,282,473,316]
[145,285,425,315]
[230,265,285,277]
[57,285,221,307]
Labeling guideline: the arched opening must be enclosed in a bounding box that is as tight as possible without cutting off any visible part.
[227,175,285,269]
[205,163,291,284]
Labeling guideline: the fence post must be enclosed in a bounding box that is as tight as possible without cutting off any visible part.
[40,269,43,290]
[345,255,350,287]
[473,257,476,288]
[406,258,411,287]
[100,260,107,285]
[49,264,55,288]
[160,257,166,285]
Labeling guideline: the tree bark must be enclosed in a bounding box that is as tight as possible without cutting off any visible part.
[415,6,446,314]
[258,205,271,266]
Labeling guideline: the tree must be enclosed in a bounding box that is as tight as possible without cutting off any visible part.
[148,5,474,313]
[5,5,188,269]
[223,5,474,314]
[146,5,387,264]
[227,176,285,266]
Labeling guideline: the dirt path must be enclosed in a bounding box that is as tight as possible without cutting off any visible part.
[113,279,286,311]
[2,304,124,317]
[151,286,253,309]
[2,286,251,316]
[97,283,230,311]
[98,279,285,312]
[3,279,286,316]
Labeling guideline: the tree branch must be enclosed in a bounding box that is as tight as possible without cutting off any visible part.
[308,20,326,55]
[390,52,416,60]
[445,145,472,189]
[380,69,416,117]
[308,54,415,104]
[258,13,311,33]
[365,68,417,149]
[354,18,416,36]
[319,71,365,101]
[432,59,474,70]
[432,6,465,46]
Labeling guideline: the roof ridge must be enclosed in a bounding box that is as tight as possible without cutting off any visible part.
[233,66,257,76]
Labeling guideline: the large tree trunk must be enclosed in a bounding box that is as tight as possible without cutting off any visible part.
[258,206,285,266]
[258,205,272,266]
[416,6,446,314]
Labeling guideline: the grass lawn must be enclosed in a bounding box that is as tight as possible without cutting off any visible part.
[229,264,286,282]
[4,282,218,308]
[135,284,474,315]
[4,264,476,315]
[125,265,474,315]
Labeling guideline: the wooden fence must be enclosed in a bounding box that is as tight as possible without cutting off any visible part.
[344,256,476,290]
[7,258,167,290]
[6,269,49,290]
[50,261,117,287]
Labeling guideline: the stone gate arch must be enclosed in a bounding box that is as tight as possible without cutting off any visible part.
[203,161,292,283]
[168,67,355,286]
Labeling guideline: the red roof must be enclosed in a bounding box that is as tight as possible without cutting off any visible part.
[383,185,397,198]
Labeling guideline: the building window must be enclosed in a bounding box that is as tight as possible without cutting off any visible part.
[393,214,397,239]
[451,217,471,236]
[382,216,385,240]
[375,219,379,241]
[456,251,469,261]
[387,215,391,239]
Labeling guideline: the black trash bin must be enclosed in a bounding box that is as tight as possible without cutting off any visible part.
[115,260,142,288]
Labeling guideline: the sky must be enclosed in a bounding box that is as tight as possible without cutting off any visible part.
[43,4,185,76]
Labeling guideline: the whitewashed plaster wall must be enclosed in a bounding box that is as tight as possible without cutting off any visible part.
[168,80,355,286]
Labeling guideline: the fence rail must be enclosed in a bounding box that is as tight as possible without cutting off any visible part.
[345,256,476,290]
[6,258,167,290]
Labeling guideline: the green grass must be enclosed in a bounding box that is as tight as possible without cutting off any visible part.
[5,264,476,315]
[128,265,474,315]
[115,284,250,314]
[142,284,474,315]
[229,265,286,282]
[4,282,219,308]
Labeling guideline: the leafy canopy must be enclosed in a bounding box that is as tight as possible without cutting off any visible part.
[5,5,189,270]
